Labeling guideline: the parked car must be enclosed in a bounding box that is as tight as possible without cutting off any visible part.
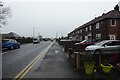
[85,40,120,54]
[75,40,96,45]
[74,40,96,52]
[85,40,120,66]
[2,39,21,50]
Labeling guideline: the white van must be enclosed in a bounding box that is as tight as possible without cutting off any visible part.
[33,38,40,44]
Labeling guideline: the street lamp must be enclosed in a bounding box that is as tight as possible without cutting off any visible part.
[0,2,3,80]
[0,1,3,28]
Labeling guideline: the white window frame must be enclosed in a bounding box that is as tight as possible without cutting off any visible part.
[111,19,116,26]
[96,34,101,40]
[79,36,82,41]
[96,22,100,29]
[85,36,88,40]
[86,27,88,31]
[89,25,92,30]
[109,35,116,40]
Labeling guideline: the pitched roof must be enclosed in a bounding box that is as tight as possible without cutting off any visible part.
[2,32,20,38]
[78,10,120,29]
[68,10,120,35]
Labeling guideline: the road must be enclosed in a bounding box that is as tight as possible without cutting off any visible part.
[2,41,52,78]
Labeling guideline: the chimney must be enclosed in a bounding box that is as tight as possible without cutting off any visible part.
[114,4,119,11]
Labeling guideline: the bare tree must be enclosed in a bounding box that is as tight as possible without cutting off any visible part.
[0,1,11,27]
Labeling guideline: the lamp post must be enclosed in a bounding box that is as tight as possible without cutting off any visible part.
[0,2,3,80]
[0,1,3,38]
[0,1,3,28]
[33,27,35,38]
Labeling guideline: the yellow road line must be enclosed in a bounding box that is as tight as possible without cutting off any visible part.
[13,42,54,80]
[13,53,40,79]
[20,54,44,78]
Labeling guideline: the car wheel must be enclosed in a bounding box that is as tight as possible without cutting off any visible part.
[18,46,20,48]
[94,50,101,54]
[10,46,14,50]
[94,50,102,66]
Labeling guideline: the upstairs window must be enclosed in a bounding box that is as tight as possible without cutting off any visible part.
[75,31,77,34]
[96,22,100,29]
[89,25,92,30]
[80,29,82,33]
[111,19,116,26]
[78,31,80,34]
[86,27,88,31]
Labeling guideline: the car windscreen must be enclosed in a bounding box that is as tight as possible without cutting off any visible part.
[80,40,87,43]
[33,39,37,40]
[94,40,108,46]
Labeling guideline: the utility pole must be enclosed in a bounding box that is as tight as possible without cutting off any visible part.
[0,1,3,80]
[0,1,3,41]
[0,1,3,28]
[33,27,35,38]
[56,31,58,39]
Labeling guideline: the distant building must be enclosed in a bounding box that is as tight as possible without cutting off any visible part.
[68,5,120,41]
[2,32,21,39]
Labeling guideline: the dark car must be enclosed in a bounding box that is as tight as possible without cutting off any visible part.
[2,39,21,50]
[74,40,96,52]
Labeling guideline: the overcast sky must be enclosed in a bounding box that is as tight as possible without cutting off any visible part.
[1,0,120,38]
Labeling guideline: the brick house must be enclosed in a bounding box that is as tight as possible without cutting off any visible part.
[68,5,120,41]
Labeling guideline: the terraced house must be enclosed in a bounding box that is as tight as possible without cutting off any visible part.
[68,5,120,41]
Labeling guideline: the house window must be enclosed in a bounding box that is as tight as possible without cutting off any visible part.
[77,31,79,34]
[96,22,100,29]
[72,33,74,35]
[96,34,101,40]
[89,25,92,30]
[111,19,116,26]
[76,31,77,34]
[79,36,82,41]
[80,29,82,33]
[85,36,88,40]
[109,35,116,40]
[86,27,88,31]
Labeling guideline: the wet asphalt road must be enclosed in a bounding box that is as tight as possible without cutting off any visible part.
[2,41,52,78]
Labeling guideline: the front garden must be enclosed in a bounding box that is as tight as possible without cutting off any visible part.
[58,40,120,79]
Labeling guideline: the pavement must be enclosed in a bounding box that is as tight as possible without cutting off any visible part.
[24,41,120,80]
